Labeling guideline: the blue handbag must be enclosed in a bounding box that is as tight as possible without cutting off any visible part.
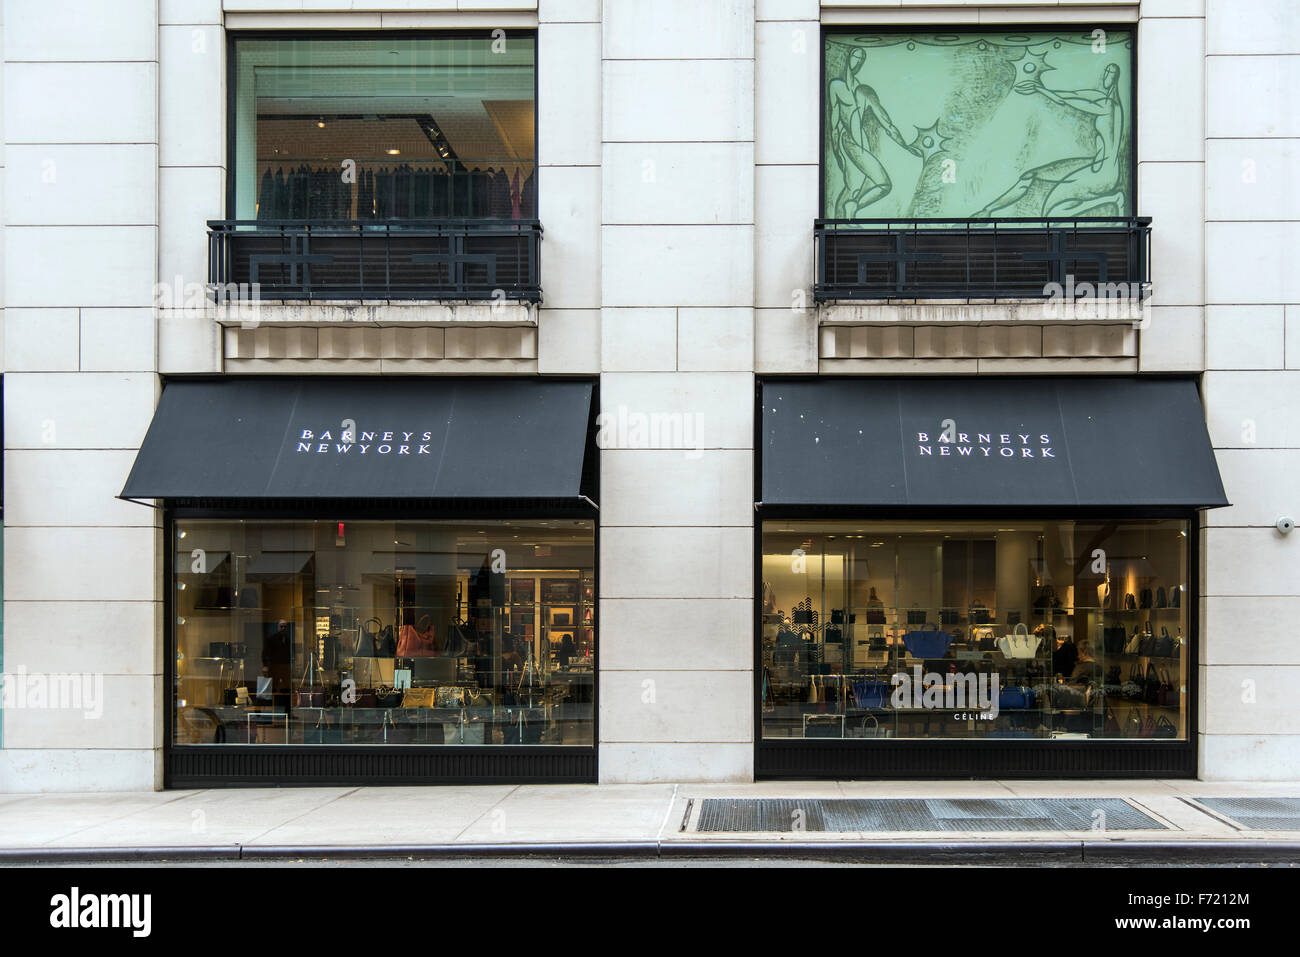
[998,686,1036,710]
[851,678,891,709]
[903,623,952,659]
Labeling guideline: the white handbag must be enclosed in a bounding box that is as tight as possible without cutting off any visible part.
[996,622,1040,659]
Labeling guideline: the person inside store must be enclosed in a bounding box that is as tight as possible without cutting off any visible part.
[556,632,577,669]
[1044,623,1078,677]
[262,618,292,694]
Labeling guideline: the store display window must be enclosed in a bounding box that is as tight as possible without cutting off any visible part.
[760,519,1188,742]
[230,34,537,221]
[173,518,594,747]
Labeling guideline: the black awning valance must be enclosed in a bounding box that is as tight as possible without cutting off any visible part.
[122,377,595,503]
[760,377,1228,509]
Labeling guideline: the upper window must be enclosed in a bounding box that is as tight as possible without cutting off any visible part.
[231,34,537,222]
[822,30,1133,220]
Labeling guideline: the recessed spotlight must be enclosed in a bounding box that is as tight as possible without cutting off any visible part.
[386,148,400,155]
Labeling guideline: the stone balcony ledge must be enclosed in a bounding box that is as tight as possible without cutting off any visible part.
[818,299,1146,326]
[212,300,538,328]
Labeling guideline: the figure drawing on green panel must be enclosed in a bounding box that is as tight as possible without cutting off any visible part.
[827,47,932,217]
[974,58,1126,218]
[823,33,1132,220]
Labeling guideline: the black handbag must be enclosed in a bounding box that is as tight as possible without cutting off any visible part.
[1154,587,1167,608]
[907,607,926,625]
[1170,586,1180,608]
[1142,662,1161,705]
[375,624,396,657]
[1124,592,1137,610]
[355,619,381,658]
[1139,588,1153,609]
[1153,627,1174,658]
[1103,625,1127,654]
[1152,715,1178,738]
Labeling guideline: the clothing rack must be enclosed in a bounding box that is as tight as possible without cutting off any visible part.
[255,163,537,221]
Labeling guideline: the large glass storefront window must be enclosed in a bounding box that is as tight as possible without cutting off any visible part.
[823,30,1133,219]
[761,520,1188,741]
[231,34,537,221]
[174,518,593,747]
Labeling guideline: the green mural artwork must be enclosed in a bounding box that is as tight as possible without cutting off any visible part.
[824,31,1133,220]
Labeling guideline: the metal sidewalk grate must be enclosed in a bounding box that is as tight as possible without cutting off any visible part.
[694,798,1166,833]
[1195,797,1300,831]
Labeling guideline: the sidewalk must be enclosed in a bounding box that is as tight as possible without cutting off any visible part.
[3,780,1300,864]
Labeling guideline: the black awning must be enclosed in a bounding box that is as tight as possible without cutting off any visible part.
[761,377,1228,509]
[122,377,595,503]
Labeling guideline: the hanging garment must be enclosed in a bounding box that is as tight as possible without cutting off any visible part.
[520,170,537,219]
[490,168,511,219]
[257,168,274,220]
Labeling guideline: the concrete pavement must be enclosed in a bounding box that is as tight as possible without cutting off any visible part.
[2,780,1299,864]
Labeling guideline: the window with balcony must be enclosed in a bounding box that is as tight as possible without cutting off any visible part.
[214,33,540,301]
[816,30,1148,302]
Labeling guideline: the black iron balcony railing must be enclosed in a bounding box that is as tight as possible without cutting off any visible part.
[813,217,1151,302]
[207,219,542,302]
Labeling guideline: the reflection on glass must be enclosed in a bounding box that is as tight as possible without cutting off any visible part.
[760,520,1188,741]
[174,519,594,747]
[232,35,537,221]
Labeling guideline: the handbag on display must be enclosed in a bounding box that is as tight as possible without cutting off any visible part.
[1171,586,1180,608]
[1051,682,1087,710]
[1153,715,1178,739]
[907,606,926,625]
[996,623,1040,659]
[1139,710,1157,738]
[1156,668,1178,707]
[1124,710,1143,738]
[1124,627,1142,655]
[1102,665,1124,697]
[1139,588,1153,609]
[1155,586,1167,608]
[903,623,953,659]
[355,618,382,658]
[831,609,845,625]
[792,599,813,625]
[1103,624,1127,655]
[1033,586,1062,616]
[1138,621,1156,657]
[400,688,437,708]
[1104,707,1121,736]
[397,615,439,658]
[804,715,844,738]
[849,714,890,739]
[435,686,467,708]
[940,608,960,626]
[1124,663,1145,701]
[1124,592,1137,610]
[1153,627,1175,659]
[972,625,997,651]
[375,689,404,709]
[1142,662,1161,705]
[998,686,1036,710]
[851,677,891,709]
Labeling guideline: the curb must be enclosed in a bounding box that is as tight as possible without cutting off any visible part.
[3,840,1299,865]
